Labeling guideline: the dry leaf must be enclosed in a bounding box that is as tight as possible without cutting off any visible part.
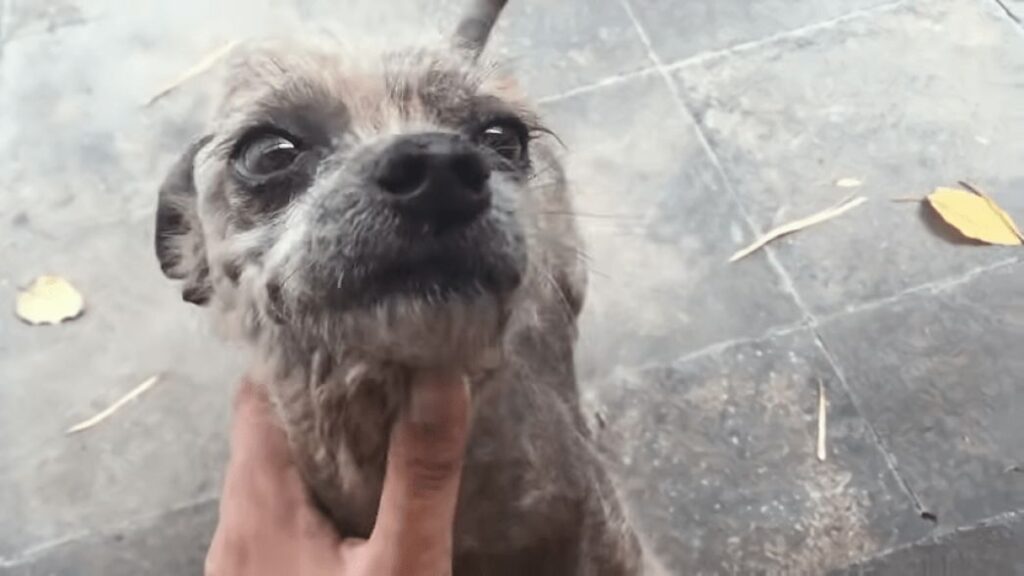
[835,178,862,188]
[817,380,827,462]
[146,40,240,106]
[66,376,160,434]
[926,187,1023,246]
[16,275,85,325]
[729,195,868,262]
[959,181,1024,243]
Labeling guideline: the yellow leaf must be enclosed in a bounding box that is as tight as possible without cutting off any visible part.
[927,188,1023,246]
[15,275,85,325]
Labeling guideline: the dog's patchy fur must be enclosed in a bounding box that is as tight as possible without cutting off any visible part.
[155,5,644,574]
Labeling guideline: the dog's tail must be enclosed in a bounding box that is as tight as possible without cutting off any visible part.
[453,0,508,59]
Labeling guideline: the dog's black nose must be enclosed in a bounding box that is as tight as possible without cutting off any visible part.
[375,133,491,232]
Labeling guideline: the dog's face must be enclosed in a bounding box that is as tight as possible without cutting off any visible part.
[155,42,585,368]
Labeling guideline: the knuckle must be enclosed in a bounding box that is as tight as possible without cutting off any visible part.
[406,455,461,494]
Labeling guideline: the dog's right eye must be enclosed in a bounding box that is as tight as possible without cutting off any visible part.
[235,133,302,179]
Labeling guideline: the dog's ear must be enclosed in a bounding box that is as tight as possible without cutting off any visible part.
[453,0,508,58]
[155,136,214,306]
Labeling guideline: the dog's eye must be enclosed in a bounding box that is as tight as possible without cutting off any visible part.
[237,133,301,178]
[477,122,527,162]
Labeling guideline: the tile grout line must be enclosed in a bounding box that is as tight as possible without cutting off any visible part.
[842,506,1024,569]
[1,494,220,567]
[818,255,1022,325]
[537,66,659,104]
[612,256,1022,380]
[810,331,929,516]
[614,0,815,325]
[539,0,908,105]
[617,0,931,520]
[667,319,812,369]
[663,0,908,72]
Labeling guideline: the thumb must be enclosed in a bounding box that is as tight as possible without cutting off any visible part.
[370,369,470,562]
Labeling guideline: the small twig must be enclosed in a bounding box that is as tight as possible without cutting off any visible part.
[958,180,985,196]
[993,0,1022,24]
[816,380,827,462]
[959,180,1024,243]
[66,376,160,434]
[145,40,240,107]
[729,195,867,263]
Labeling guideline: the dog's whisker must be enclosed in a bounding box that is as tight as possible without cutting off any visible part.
[535,265,577,325]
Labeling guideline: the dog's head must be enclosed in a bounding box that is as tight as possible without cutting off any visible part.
[155,0,585,369]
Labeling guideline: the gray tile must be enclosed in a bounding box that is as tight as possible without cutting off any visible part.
[0,8,259,555]
[0,0,645,236]
[830,511,1024,576]
[819,261,1024,528]
[539,75,804,378]
[0,219,239,557]
[590,329,929,574]
[671,0,1024,315]
[295,0,652,98]
[0,0,89,43]
[4,499,216,575]
[627,0,892,63]
[0,1,310,237]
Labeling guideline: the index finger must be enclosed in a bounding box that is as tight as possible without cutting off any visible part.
[229,378,293,470]
[369,369,471,568]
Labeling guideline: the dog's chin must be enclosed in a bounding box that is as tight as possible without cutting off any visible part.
[334,289,511,370]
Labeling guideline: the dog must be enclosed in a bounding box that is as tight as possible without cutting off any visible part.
[155,0,644,573]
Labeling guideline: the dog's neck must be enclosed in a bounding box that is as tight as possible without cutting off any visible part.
[247,321,505,537]
[247,338,400,535]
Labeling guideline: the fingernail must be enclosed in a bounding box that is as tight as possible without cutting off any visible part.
[409,370,469,427]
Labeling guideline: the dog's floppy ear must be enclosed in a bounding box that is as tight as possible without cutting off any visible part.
[155,136,214,306]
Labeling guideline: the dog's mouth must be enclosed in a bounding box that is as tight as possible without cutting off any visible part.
[315,221,527,313]
[356,250,516,302]
[267,221,525,365]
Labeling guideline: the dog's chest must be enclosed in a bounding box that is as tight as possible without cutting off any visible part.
[270,360,590,555]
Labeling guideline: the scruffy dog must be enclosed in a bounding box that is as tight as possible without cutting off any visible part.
[155,0,643,573]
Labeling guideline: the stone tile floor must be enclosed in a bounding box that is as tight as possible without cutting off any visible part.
[1,0,1022,573]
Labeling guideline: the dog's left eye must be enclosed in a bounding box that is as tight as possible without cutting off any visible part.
[476,122,527,163]
[236,133,302,178]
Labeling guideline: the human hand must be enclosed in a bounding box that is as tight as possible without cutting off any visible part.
[205,369,471,576]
